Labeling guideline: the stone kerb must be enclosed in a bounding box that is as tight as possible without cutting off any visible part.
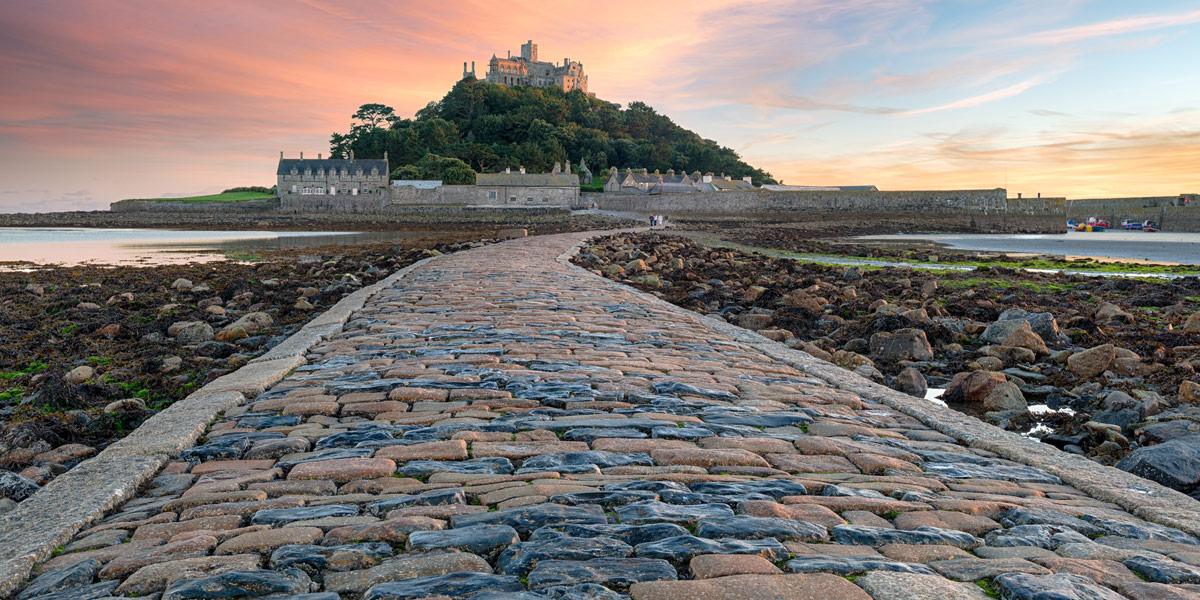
[0,252,445,598]
[557,231,1200,539]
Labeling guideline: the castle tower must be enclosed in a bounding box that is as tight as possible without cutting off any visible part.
[520,40,537,62]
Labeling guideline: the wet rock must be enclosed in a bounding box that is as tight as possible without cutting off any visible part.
[395,457,513,478]
[1115,434,1200,492]
[172,278,194,291]
[497,536,633,576]
[920,461,1061,483]
[943,371,1026,411]
[531,523,689,547]
[365,489,465,516]
[784,556,936,576]
[1067,344,1116,379]
[688,480,809,499]
[19,581,119,600]
[176,321,215,344]
[831,525,982,550]
[269,543,394,575]
[983,525,1092,550]
[162,568,313,600]
[1183,311,1200,333]
[633,535,790,565]
[222,312,273,335]
[527,558,677,591]
[363,573,524,600]
[651,426,714,441]
[1002,323,1050,356]
[17,559,100,600]
[1095,302,1134,324]
[103,398,145,413]
[892,367,928,398]
[699,411,812,428]
[615,500,734,525]
[693,516,827,542]
[64,366,94,384]
[452,502,607,535]
[999,508,1105,537]
[0,470,41,501]
[563,428,646,442]
[407,524,520,560]
[1181,380,1200,403]
[870,329,934,362]
[1123,555,1200,584]
[1081,515,1199,544]
[518,451,653,474]
[993,572,1125,600]
[550,490,659,507]
[987,309,1065,345]
[251,504,359,525]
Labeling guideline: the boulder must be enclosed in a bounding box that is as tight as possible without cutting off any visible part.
[221,312,273,335]
[1182,311,1200,334]
[869,329,934,362]
[171,278,194,291]
[65,365,94,384]
[1067,344,1115,379]
[1116,434,1200,492]
[1001,322,1049,356]
[944,371,1027,412]
[1181,380,1200,404]
[176,321,214,345]
[832,351,874,371]
[983,309,1065,345]
[737,313,774,331]
[980,345,1037,366]
[892,367,928,398]
[1094,302,1134,324]
[0,471,40,501]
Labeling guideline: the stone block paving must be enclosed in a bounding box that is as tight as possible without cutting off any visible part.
[18,233,1200,600]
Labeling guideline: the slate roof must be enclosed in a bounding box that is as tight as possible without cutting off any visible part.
[476,173,579,187]
[278,158,387,176]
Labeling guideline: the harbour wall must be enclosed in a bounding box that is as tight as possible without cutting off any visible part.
[1067,195,1200,232]
[594,189,1067,233]
[110,199,280,212]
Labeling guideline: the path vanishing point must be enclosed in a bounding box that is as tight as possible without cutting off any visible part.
[4,230,1200,600]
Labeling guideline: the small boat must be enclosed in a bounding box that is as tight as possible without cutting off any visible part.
[1121,219,1160,232]
[1075,217,1108,232]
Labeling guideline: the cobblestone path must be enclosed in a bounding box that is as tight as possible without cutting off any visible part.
[18,233,1200,600]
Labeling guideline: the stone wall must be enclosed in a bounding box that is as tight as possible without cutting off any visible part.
[276,184,582,212]
[110,200,280,213]
[1067,196,1200,232]
[593,189,1066,232]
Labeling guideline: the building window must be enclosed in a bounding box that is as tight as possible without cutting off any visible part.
[352,188,358,196]
[291,185,297,194]
[488,191,497,200]
[509,196,517,203]
[543,197,549,203]
[330,186,337,196]
[526,197,533,203]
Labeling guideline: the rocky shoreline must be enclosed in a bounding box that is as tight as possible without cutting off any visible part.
[0,232,505,506]
[573,232,1200,497]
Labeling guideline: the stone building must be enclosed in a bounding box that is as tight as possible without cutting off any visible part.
[603,167,755,193]
[276,152,388,202]
[468,40,588,93]
[464,168,580,207]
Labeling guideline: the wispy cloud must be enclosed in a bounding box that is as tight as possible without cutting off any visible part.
[903,74,1056,116]
[1024,7,1200,45]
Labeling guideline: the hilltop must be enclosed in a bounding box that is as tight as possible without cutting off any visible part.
[329,77,776,185]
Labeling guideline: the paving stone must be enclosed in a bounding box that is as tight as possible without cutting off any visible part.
[395,457,514,478]
[878,543,974,562]
[1125,556,1200,584]
[993,572,1126,600]
[853,571,991,600]
[527,558,677,592]
[452,502,607,535]
[629,572,871,600]
[633,535,790,565]
[784,556,937,576]
[161,568,313,600]
[407,524,520,559]
[498,536,634,576]
[365,552,493,586]
[929,557,1052,580]
[738,499,845,529]
[364,572,524,600]
[615,500,733,525]
[650,448,770,469]
[693,515,827,542]
[364,488,465,516]
[374,440,468,461]
[15,581,118,600]
[472,441,591,459]
[1031,557,1143,589]
[17,559,100,600]
[269,543,394,575]
[216,527,324,554]
[831,524,982,549]
[251,504,359,525]
[689,554,782,579]
[892,510,1003,536]
[286,458,395,483]
[530,523,691,547]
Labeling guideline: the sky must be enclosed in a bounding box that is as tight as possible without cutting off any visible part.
[0,0,1197,212]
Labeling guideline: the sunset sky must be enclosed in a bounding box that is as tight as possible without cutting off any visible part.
[0,0,1197,212]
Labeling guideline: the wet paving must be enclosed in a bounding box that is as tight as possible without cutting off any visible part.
[16,232,1200,600]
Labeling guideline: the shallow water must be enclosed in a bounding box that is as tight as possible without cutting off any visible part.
[858,231,1200,265]
[0,228,430,266]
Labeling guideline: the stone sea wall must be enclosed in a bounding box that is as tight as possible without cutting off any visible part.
[1068,196,1200,232]
[595,189,1067,233]
[110,199,280,212]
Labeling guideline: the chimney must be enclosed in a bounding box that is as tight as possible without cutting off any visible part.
[641,168,648,175]
[519,166,526,174]
[565,160,570,173]
[318,153,322,160]
[743,176,753,184]
[300,152,304,160]
[703,173,713,183]
[724,175,731,181]
[1018,193,1022,198]
[349,150,354,161]
[1037,192,1041,198]
[505,167,511,174]
[383,151,388,163]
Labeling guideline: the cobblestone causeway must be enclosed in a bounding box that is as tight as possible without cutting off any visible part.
[15,232,1200,600]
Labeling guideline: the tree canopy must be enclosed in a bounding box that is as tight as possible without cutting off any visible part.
[330,78,775,185]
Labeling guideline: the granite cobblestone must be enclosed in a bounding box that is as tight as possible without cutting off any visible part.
[13,231,1200,600]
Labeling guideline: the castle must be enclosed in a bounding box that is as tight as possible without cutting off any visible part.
[462,40,587,94]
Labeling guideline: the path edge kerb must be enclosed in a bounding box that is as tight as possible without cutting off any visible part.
[557,231,1200,538]
[0,253,442,598]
